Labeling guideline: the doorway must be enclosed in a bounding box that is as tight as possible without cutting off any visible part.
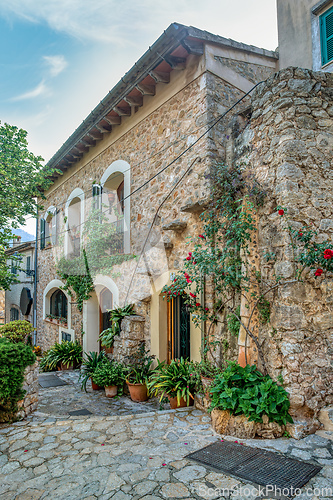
[99,288,113,352]
[167,295,191,362]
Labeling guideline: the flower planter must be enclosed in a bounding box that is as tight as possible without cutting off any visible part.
[168,395,194,409]
[127,382,148,402]
[58,362,74,371]
[91,378,103,390]
[105,385,118,398]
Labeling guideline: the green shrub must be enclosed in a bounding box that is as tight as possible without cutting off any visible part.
[0,338,36,422]
[227,306,241,336]
[148,357,199,406]
[93,360,125,388]
[79,351,108,391]
[125,341,155,385]
[39,341,82,372]
[210,362,293,426]
[0,320,35,344]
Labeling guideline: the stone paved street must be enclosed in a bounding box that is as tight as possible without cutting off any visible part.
[0,371,332,499]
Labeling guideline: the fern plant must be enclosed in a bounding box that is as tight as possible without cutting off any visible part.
[79,351,107,391]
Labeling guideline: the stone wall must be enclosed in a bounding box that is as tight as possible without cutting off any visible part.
[112,315,145,363]
[236,67,333,436]
[17,361,39,420]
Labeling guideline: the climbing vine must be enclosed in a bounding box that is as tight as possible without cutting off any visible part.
[162,163,333,375]
[58,249,94,312]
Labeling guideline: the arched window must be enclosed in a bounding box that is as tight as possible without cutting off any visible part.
[10,306,20,321]
[65,189,85,257]
[50,290,68,320]
[40,207,57,250]
[100,160,131,255]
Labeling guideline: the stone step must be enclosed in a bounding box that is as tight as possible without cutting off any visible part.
[318,406,333,431]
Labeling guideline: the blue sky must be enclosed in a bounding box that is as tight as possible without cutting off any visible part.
[0,0,278,235]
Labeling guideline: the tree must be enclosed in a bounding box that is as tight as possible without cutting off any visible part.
[0,122,56,289]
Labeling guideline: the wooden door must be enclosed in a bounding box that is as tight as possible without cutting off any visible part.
[99,288,113,352]
[167,295,191,363]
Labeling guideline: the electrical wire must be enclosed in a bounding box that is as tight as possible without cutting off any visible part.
[27,80,263,245]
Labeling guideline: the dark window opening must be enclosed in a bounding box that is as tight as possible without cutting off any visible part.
[50,289,68,320]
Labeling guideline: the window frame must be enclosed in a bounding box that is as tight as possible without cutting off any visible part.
[320,5,333,65]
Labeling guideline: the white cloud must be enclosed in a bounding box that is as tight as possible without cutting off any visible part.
[11,80,50,101]
[43,55,68,77]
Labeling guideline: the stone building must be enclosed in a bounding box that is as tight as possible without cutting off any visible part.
[36,23,277,362]
[277,0,333,72]
[5,238,35,328]
[36,19,333,436]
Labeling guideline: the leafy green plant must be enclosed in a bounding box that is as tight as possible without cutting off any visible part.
[93,360,125,388]
[125,341,155,385]
[209,362,293,426]
[0,320,35,344]
[99,304,135,348]
[257,298,270,324]
[227,305,241,336]
[193,358,222,379]
[0,338,36,422]
[148,357,199,406]
[57,249,94,312]
[79,351,108,392]
[39,341,82,371]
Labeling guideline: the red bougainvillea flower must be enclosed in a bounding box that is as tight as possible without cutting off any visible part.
[189,292,196,298]
[186,256,191,261]
[184,272,190,278]
[315,269,323,277]
[198,234,205,239]
[195,302,201,307]
[205,307,209,312]
[324,249,333,259]
[278,209,284,216]
[188,252,192,256]
[298,232,303,237]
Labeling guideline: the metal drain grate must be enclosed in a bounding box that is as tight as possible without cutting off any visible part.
[187,441,322,492]
[39,375,68,388]
[68,408,93,416]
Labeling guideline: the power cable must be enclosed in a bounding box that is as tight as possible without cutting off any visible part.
[29,80,263,246]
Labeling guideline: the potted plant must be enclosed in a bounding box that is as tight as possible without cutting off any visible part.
[93,360,125,397]
[39,340,83,371]
[125,341,155,402]
[99,304,135,353]
[148,357,198,409]
[79,350,107,391]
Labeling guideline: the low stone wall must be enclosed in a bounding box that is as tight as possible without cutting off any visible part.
[17,361,39,420]
[112,315,146,363]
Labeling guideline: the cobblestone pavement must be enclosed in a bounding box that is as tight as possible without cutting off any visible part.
[0,370,332,499]
[36,370,162,419]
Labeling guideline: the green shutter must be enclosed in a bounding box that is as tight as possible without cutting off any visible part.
[320,6,333,65]
[92,184,102,210]
[40,218,46,249]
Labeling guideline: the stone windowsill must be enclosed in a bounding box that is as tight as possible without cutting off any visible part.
[44,318,68,328]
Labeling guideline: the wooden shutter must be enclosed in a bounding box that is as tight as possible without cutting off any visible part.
[92,184,102,210]
[321,7,333,65]
[40,218,46,250]
[51,208,57,245]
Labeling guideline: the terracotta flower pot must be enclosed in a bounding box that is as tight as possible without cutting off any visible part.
[168,394,194,409]
[105,385,118,397]
[58,362,74,371]
[127,382,148,402]
[91,378,103,390]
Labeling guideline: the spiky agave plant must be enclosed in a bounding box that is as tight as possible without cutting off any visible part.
[79,351,108,392]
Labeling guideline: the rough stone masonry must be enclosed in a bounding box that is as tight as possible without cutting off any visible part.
[235,67,333,437]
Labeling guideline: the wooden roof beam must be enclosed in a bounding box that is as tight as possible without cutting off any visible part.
[164,55,186,70]
[104,115,121,126]
[136,84,155,96]
[113,106,131,116]
[181,39,204,56]
[82,137,96,147]
[95,123,111,133]
[149,71,170,84]
[124,95,143,107]
[75,141,89,153]
[88,128,103,140]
